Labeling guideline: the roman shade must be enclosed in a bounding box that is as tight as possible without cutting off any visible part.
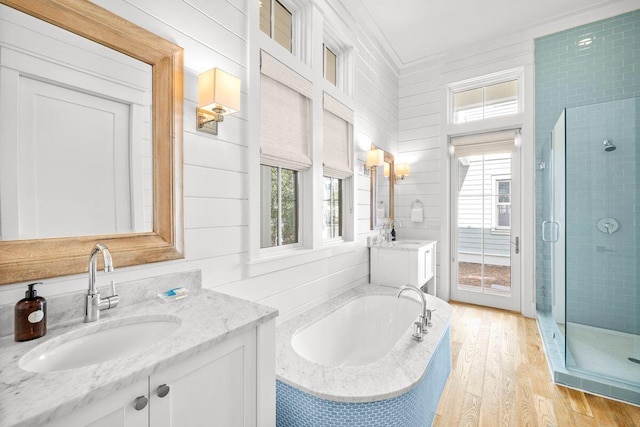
[451,129,518,157]
[260,51,313,170]
[322,93,353,179]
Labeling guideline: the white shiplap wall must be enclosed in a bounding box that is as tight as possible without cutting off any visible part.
[394,0,637,315]
[0,0,397,323]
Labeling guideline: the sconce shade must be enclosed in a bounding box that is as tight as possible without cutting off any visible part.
[383,162,390,177]
[396,162,410,177]
[366,149,384,167]
[198,68,241,114]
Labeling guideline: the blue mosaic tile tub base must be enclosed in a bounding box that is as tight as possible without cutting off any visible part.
[276,327,451,427]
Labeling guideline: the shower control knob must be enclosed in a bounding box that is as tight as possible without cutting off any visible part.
[597,217,619,235]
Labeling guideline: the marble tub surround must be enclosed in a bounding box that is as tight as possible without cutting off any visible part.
[0,270,202,337]
[0,285,278,427]
[276,284,451,403]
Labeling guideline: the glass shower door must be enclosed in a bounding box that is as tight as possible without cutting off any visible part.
[563,99,640,386]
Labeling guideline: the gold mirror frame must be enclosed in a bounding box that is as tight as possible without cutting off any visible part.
[0,0,184,285]
[370,145,394,230]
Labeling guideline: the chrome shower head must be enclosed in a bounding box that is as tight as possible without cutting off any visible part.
[603,139,616,152]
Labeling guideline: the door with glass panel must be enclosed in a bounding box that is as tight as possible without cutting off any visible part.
[450,130,521,311]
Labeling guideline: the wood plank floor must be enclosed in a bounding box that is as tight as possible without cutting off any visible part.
[434,302,640,427]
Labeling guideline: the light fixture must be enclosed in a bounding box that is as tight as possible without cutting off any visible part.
[383,163,390,178]
[395,162,410,182]
[197,68,241,135]
[365,148,384,173]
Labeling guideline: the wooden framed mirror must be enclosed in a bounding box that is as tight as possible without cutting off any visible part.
[0,0,184,285]
[370,145,394,230]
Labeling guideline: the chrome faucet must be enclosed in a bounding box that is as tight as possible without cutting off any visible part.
[396,285,427,341]
[85,243,119,322]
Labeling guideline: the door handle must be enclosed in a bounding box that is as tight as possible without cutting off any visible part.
[510,236,520,254]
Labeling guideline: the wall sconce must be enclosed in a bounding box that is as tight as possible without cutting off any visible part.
[395,162,410,182]
[365,148,384,174]
[383,163,390,178]
[197,68,241,135]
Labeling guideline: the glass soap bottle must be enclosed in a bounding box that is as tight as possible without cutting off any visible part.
[14,282,47,342]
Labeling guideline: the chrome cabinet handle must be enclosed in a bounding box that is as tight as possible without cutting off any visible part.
[133,396,148,411]
[157,384,170,398]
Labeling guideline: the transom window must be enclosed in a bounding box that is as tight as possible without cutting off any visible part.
[452,79,519,123]
[324,45,337,86]
[260,0,292,52]
[323,177,342,239]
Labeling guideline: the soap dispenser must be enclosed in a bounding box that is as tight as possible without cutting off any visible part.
[391,226,396,241]
[15,282,47,342]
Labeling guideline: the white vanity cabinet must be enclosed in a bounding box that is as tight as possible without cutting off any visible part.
[45,322,274,427]
[370,240,437,295]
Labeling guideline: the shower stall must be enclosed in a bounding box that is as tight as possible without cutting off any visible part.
[536,97,640,404]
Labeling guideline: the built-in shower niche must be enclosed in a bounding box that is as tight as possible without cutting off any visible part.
[537,97,640,404]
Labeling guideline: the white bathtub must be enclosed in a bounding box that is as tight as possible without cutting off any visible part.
[276,285,452,426]
[291,294,421,367]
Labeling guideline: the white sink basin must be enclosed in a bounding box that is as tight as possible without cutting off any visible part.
[20,314,181,373]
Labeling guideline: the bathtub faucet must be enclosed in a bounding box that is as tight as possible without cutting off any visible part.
[396,285,427,341]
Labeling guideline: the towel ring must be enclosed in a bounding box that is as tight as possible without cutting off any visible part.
[411,199,423,209]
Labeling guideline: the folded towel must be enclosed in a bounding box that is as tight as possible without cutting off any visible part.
[376,207,385,219]
[411,207,423,222]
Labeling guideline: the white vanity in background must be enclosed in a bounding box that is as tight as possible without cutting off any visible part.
[369,240,437,296]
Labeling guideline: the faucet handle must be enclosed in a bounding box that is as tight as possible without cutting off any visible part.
[104,280,119,309]
[426,309,436,327]
[412,321,424,341]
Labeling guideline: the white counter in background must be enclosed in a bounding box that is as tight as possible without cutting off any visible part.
[369,240,437,296]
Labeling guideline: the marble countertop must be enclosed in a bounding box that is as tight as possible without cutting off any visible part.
[276,284,451,403]
[0,289,278,427]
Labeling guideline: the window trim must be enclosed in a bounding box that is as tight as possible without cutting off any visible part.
[249,0,356,266]
[492,174,511,233]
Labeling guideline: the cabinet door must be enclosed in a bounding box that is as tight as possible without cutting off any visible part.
[150,329,257,427]
[45,377,149,427]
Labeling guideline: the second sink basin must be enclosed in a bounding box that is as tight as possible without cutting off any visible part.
[20,314,181,373]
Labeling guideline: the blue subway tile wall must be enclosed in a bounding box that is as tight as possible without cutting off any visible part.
[534,10,640,324]
[564,99,639,334]
[276,327,451,427]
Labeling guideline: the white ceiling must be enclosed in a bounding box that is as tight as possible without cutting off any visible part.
[346,0,623,68]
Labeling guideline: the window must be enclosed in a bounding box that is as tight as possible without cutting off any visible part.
[323,177,342,239]
[452,79,518,123]
[493,177,511,230]
[261,166,298,248]
[324,45,337,86]
[260,0,292,52]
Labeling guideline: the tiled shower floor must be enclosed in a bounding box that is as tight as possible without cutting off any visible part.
[564,322,640,385]
[537,310,640,405]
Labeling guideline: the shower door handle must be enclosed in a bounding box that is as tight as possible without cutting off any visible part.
[542,221,560,242]
[541,221,552,242]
